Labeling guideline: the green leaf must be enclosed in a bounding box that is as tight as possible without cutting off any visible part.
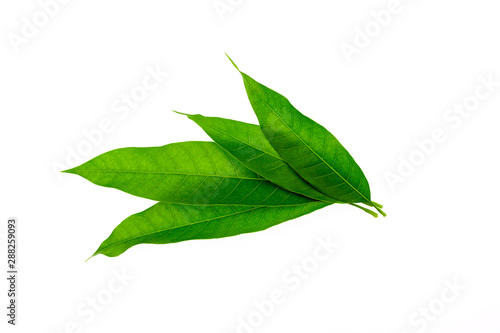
[90,201,331,258]
[175,112,338,203]
[227,55,385,216]
[64,141,315,206]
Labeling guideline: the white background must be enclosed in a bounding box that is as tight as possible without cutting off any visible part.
[1,0,500,332]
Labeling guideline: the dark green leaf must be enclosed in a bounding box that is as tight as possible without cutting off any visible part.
[175,112,338,203]
[227,56,384,216]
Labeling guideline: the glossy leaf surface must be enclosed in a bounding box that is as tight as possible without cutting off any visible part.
[228,56,383,214]
[177,112,338,203]
[92,201,331,257]
[64,142,314,206]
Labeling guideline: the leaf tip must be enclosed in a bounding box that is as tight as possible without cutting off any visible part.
[225,53,241,72]
[86,249,100,262]
[61,168,76,174]
[172,110,192,117]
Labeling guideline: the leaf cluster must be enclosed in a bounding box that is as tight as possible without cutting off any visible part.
[65,56,385,259]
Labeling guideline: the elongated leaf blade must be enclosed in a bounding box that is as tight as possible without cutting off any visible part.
[64,141,314,206]
[92,201,331,258]
[177,112,338,203]
[229,57,380,210]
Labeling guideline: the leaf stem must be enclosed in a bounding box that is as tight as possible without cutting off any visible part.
[348,203,378,218]
[366,202,387,217]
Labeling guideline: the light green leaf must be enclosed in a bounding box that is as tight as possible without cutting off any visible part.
[227,56,385,216]
[91,201,331,258]
[64,141,314,206]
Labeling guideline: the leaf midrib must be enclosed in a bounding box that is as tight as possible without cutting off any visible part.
[95,202,323,254]
[244,76,370,203]
[196,118,281,159]
[72,169,264,181]
[194,117,339,203]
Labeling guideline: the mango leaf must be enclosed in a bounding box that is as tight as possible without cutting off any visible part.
[227,56,385,216]
[64,141,314,206]
[90,200,331,258]
[175,113,378,217]
[175,112,338,203]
